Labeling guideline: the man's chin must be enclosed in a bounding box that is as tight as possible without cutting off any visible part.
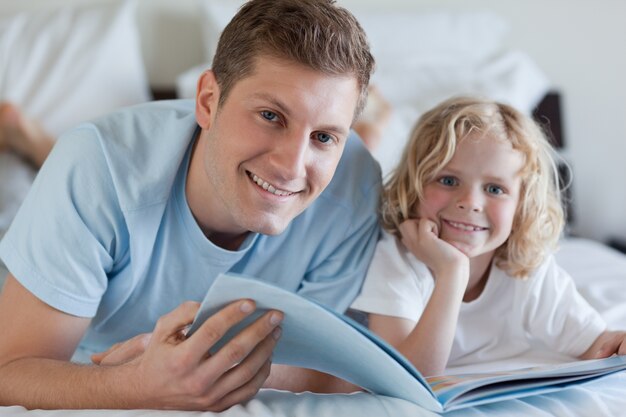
[248,219,290,236]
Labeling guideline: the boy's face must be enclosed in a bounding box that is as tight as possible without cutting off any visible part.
[190,55,359,245]
[418,133,524,259]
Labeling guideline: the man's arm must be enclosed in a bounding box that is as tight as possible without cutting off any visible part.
[0,274,283,410]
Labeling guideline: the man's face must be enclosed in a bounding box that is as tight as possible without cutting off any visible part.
[189,56,359,246]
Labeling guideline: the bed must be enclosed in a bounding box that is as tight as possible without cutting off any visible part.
[1,1,626,416]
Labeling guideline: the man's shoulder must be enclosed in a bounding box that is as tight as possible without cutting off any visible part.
[59,99,196,150]
[56,99,198,211]
[86,99,197,142]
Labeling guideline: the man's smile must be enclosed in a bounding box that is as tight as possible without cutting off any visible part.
[247,170,298,197]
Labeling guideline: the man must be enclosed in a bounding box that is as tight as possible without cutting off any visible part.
[0,0,380,411]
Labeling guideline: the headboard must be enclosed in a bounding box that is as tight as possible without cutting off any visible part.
[532,91,564,149]
[150,88,178,102]
[531,91,574,226]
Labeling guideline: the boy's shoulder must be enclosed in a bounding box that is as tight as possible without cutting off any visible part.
[504,254,569,295]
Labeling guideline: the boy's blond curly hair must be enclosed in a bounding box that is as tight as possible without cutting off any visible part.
[381,96,565,278]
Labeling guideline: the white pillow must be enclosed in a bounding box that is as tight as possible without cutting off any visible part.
[198,0,245,65]
[176,63,206,99]
[351,9,510,106]
[175,0,244,98]
[355,10,508,64]
[197,3,506,73]
[0,0,150,237]
[194,3,531,105]
[371,50,550,177]
[0,0,150,136]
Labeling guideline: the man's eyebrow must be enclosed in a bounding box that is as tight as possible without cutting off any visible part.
[251,92,349,138]
[251,93,292,119]
[319,123,349,138]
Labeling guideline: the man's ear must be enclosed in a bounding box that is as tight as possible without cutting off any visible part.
[195,70,220,129]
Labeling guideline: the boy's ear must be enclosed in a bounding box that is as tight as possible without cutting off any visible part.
[195,70,220,129]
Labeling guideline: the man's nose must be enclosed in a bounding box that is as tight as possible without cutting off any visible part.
[270,131,309,180]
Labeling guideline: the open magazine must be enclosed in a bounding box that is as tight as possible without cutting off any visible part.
[188,273,626,413]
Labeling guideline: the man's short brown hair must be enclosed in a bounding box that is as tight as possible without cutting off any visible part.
[211,0,375,120]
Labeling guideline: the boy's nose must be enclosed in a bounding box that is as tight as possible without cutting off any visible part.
[456,190,483,212]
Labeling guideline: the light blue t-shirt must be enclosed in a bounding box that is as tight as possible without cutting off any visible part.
[0,100,381,362]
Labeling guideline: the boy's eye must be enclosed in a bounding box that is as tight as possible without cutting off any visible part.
[260,110,278,122]
[486,184,504,195]
[438,176,457,187]
[314,132,334,144]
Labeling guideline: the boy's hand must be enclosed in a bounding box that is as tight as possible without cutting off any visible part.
[399,218,469,280]
[582,330,626,359]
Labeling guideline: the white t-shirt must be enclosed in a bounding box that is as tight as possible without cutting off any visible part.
[351,231,607,367]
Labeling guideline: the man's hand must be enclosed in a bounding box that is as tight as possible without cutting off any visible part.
[104,300,283,411]
[91,333,152,366]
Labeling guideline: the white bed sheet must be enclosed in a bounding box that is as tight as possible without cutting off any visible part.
[0,374,624,417]
[1,236,625,416]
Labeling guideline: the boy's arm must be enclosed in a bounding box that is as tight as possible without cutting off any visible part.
[264,364,360,393]
[368,218,468,377]
[581,330,626,359]
[0,274,282,410]
[368,269,467,377]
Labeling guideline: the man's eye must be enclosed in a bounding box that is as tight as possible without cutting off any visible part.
[315,132,334,144]
[260,111,278,122]
[438,176,457,187]
[486,184,504,195]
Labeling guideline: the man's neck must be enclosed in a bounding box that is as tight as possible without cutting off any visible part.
[205,231,250,251]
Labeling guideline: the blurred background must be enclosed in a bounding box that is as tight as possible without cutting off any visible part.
[1,0,625,246]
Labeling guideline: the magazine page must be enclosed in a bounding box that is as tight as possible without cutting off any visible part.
[188,273,442,412]
[428,356,626,410]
